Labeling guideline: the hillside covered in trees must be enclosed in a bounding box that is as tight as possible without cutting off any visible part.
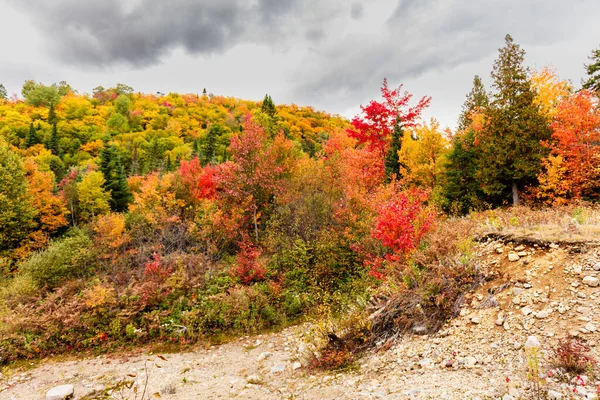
[0,35,600,365]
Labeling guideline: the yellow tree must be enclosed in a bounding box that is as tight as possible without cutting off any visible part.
[399,118,449,197]
[530,67,572,118]
[77,171,111,222]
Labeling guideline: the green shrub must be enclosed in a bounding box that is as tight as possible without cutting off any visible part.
[20,228,93,289]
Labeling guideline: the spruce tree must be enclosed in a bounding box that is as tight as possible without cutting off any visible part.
[192,139,200,158]
[384,117,404,180]
[476,34,551,206]
[48,122,60,155]
[457,75,489,131]
[47,103,56,124]
[260,94,277,117]
[0,84,7,100]
[582,45,600,93]
[25,122,39,148]
[203,125,219,165]
[110,163,132,212]
[99,139,132,212]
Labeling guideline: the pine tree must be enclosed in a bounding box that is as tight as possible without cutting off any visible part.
[192,139,200,158]
[110,163,132,212]
[48,121,60,155]
[384,117,404,180]
[47,103,56,124]
[582,45,600,93]
[0,84,7,100]
[99,139,132,212]
[442,130,483,214]
[25,122,39,148]
[457,75,489,131]
[476,34,551,206]
[165,154,172,172]
[261,94,277,117]
[202,88,207,96]
[203,125,219,164]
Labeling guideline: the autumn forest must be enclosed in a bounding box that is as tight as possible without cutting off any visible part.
[0,35,599,364]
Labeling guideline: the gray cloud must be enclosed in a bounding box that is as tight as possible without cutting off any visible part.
[350,3,364,20]
[293,0,600,113]
[9,0,330,68]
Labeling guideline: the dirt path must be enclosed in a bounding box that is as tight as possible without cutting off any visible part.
[4,239,600,399]
[1,324,501,400]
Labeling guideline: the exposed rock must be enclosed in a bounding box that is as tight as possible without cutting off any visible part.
[547,390,562,400]
[535,310,551,319]
[583,276,599,287]
[46,384,74,400]
[270,364,286,374]
[257,352,273,361]
[585,322,597,333]
[292,362,302,370]
[521,307,533,316]
[508,253,520,262]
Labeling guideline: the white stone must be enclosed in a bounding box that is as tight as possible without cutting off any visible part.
[583,276,599,287]
[547,390,562,400]
[585,322,597,333]
[535,310,551,319]
[292,361,302,370]
[270,364,286,374]
[525,335,541,349]
[521,307,533,316]
[471,315,481,324]
[257,351,272,361]
[508,253,520,262]
[46,385,74,400]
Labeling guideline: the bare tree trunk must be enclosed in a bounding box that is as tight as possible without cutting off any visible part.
[512,181,519,206]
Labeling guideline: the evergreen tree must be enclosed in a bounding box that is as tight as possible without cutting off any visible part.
[0,84,6,100]
[47,103,57,124]
[457,75,489,131]
[48,121,60,155]
[202,88,207,96]
[99,139,132,212]
[25,122,39,148]
[442,130,483,214]
[165,154,172,172]
[192,138,200,157]
[145,136,163,172]
[476,34,551,206]
[582,45,600,93]
[110,163,132,212]
[384,117,404,180]
[260,94,277,117]
[203,125,219,164]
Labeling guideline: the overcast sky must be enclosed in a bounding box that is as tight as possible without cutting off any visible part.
[1,0,599,129]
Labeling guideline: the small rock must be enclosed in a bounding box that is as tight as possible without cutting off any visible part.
[445,359,454,368]
[508,253,520,262]
[523,283,532,289]
[518,251,528,257]
[496,247,504,254]
[270,364,286,374]
[247,375,262,384]
[465,356,477,368]
[46,384,74,400]
[323,375,333,383]
[471,315,481,324]
[583,276,599,287]
[547,390,562,400]
[525,336,541,349]
[513,287,524,295]
[515,245,526,252]
[535,310,551,319]
[292,361,302,370]
[257,352,273,361]
[521,307,533,316]
[585,322,597,333]
[593,263,600,272]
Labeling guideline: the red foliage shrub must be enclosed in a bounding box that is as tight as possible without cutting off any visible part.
[231,241,266,285]
[553,335,597,373]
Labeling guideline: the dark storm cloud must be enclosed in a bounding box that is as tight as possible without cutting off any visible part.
[9,0,318,67]
[294,0,600,111]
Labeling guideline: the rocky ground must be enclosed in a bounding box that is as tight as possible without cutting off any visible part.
[3,237,600,399]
